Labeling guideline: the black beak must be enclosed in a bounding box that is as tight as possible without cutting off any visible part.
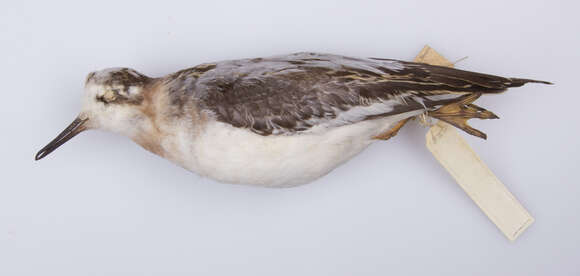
[35,117,88,161]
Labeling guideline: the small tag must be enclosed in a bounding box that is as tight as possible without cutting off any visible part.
[416,46,534,241]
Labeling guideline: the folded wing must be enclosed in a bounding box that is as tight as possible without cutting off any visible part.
[188,52,548,136]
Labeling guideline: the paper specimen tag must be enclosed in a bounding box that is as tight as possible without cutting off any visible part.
[415,46,534,241]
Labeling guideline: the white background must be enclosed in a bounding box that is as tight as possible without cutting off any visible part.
[1,0,579,275]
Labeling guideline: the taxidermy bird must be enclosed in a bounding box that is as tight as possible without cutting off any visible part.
[35,52,550,187]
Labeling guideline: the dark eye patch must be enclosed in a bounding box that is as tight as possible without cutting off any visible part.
[95,89,120,104]
[95,94,112,105]
[95,89,143,105]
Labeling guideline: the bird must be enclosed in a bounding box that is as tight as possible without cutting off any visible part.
[35,52,551,187]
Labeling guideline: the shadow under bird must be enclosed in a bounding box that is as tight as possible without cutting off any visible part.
[35,52,551,187]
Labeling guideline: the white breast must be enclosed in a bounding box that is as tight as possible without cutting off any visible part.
[162,111,421,187]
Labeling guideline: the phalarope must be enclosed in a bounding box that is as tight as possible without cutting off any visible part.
[35,52,550,187]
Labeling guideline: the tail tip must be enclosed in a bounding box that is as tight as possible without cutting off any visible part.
[534,80,554,85]
[511,78,553,86]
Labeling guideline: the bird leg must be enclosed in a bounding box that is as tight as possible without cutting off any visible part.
[428,93,499,139]
[373,117,413,140]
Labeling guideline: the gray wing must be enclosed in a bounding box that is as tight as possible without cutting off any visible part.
[169,52,540,136]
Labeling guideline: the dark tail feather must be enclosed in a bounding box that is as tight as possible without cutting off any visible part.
[404,61,553,91]
[507,78,553,87]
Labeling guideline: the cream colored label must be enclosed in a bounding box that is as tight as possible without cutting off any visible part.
[416,46,534,241]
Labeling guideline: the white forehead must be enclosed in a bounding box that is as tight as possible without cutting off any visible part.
[82,84,105,109]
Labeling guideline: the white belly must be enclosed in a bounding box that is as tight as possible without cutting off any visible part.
[164,111,420,187]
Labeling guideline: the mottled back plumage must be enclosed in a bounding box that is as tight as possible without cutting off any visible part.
[163,52,548,137]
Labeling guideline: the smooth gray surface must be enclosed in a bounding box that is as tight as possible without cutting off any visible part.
[1,0,579,275]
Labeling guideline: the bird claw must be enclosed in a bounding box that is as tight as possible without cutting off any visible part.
[427,93,499,139]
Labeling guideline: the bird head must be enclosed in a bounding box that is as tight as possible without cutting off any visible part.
[35,68,154,160]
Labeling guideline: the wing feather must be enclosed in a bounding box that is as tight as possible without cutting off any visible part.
[167,52,543,135]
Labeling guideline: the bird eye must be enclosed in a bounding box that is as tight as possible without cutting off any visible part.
[96,89,118,104]
[103,90,117,102]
